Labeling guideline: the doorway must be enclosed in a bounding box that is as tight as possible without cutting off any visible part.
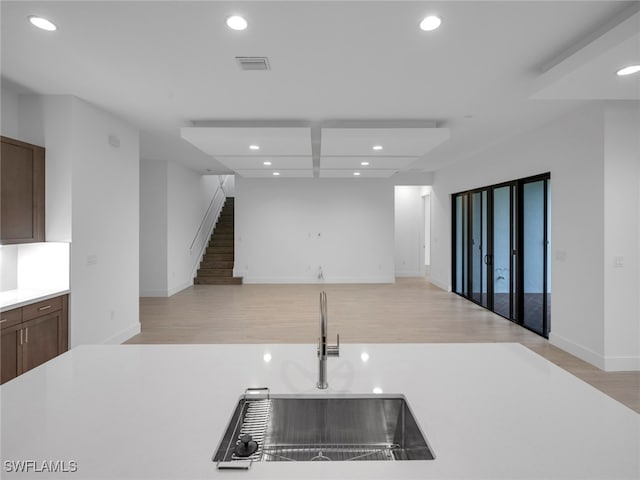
[452,174,551,338]
[394,186,430,278]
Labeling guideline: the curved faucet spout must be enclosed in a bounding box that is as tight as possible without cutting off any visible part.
[320,291,328,340]
[317,291,339,389]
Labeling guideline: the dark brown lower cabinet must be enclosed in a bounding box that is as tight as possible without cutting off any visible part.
[0,294,68,384]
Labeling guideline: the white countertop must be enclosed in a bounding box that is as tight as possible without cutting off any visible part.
[0,288,69,311]
[1,343,638,479]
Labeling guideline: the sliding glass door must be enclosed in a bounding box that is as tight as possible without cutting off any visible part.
[470,191,489,308]
[492,185,515,319]
[452,174,550,338]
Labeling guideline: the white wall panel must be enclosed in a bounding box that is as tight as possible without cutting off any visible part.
[236,178,394,283]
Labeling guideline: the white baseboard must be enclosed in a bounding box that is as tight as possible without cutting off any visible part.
[395,270,423,278]
[551,332,640,371]
[140,289,169,297]
[549,332,606,370]
[429,276,450,292]
[603,355,640,372]
[103,322,141,345]
[242,275,395,284]
[141,280,192,298]
[167,280,192,297]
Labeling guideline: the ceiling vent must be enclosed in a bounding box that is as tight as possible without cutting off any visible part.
[236,56,270,71]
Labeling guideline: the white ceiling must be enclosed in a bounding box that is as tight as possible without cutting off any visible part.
[1,1,639,176]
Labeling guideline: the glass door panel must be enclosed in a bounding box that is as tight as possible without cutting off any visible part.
[545,179,551,336]
[522,180,545,335]
[470,191,489,307]
[470,192,482,305]
[454,194,468,296]
[492,186,512,318]
[481,190,488,308]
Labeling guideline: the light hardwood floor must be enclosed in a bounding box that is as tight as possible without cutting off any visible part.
[129,277,640,413]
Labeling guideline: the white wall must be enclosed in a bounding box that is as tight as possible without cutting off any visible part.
[16,243,69,291]
[0,84,19,138]
[18,95,74,242]
[432,102,608,369]
[0,245,18,291]
[603,102,640,371]
[395,186,426,277]
[0,243,69,293]
[69,97,140,346]
[139,160,221,296]
[235,178,394,283]
[422,187,431,267]
[140,159,168,296]
[167,163,219,295]
[222,175,236,197]
[12,91,141,346]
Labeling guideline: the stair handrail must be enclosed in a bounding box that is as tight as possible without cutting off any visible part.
[190,179,228,280]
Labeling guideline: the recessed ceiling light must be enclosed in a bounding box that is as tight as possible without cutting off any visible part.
[353,172,361,176]
[617,65,640,76]
[28,15,57,31]
[372,145,383,151]
[263,161,272,166]
[272,172,280,176]
[263,353,272,363]
[249,144,260,150]
[373,387,383,394]
[360,161,370,166]
[360,352,370,362]
[419,15,442,32]
[226,15,248,31]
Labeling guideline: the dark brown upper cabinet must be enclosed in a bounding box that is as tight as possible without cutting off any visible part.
[1,136,45,244]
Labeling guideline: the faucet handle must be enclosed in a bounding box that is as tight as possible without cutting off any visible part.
[327,333,340,357]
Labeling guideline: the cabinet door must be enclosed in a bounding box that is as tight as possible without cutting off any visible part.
[22,312,61,374]
[0,136,45,244]
[1,325,23,384]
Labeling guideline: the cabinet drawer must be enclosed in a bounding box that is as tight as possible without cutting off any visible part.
[0,308,22,330]
[22,296,62,321]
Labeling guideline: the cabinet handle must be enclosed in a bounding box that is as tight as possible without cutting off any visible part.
[0,319,7,324]
[25,327,29,343]
[38,305,52,311]
[20,329,23,345]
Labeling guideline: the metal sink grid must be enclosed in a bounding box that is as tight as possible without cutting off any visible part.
[213,391,435,467]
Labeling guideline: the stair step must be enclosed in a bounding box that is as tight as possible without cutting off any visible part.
[200,260,234,269]
[210,232,234,239]
[209,239,234,248]
[194,197,238,285]
[206,246,234,255]
[215,224,234,231]
[194,277,243,285]
[197,268,233,277]
[203,253,234,262]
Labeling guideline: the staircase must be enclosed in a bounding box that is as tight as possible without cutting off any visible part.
[194,197,243,285]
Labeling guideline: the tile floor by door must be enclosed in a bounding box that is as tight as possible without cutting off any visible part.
[129,277,640,413]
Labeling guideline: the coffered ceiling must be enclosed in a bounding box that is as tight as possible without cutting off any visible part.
[181,125,450,177]
[1,1,638,176]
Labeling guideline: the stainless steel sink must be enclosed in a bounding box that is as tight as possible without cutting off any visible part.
[213,392,435,467]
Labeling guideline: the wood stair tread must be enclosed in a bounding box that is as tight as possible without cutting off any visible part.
[195,197,242,285]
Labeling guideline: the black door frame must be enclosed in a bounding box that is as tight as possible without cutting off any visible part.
[452,173,551,338]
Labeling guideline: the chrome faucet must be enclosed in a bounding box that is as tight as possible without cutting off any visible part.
[317,291,339,389]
